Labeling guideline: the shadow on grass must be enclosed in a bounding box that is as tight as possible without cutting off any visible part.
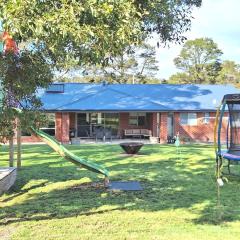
[1,144,240,226]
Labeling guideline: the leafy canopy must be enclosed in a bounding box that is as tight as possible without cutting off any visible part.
[0,0,202,69]
[216,60,240,84]
[173,38,223,83]
[0,50,53,142]
[73,43,159,84]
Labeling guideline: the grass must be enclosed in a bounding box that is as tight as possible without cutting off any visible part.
[1,143,240,239]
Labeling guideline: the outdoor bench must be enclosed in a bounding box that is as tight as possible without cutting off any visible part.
[124,129,152,138]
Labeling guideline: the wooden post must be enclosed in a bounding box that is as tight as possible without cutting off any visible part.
[9,136,14,167]
[17,118,21,168]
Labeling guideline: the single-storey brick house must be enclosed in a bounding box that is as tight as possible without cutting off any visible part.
[23,83,239,144]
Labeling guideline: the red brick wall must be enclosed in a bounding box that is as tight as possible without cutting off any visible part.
[174,112,228,143]
[19,111,228,144]
[14,125,47,143]
[15,135,42,143]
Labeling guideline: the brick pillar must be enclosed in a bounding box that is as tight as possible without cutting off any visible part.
[69,113,76,129]
[160,112,168,143]
[55,112,62,142]
[62,113,70,144]
[55,112,70,144]
[174,112,180,135]
[151,113,158,137]
[119,112,129,137]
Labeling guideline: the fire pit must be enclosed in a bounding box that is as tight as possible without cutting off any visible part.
[120,142,144,154]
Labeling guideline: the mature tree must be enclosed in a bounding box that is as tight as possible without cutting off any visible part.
[173,38,223,83]
[0,0,201,70]
[0,49,52,166]
[216,60,240,84]
[99,46,138,83]
[136,44,159,83]
[76,43,160,84]
[57,43,160,84]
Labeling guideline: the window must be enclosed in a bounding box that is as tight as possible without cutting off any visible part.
[40,113,56,136]
[180,113,197,126]
[21,113,56,136]
[90,113,103,124]
[104,113,119,136]
[203,112,210,124]
[21,130,31,137]
[46,84,64,93]
[129,112,146,126]
[129,113,138,125]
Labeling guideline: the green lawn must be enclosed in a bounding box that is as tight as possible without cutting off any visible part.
[1,143,240,240]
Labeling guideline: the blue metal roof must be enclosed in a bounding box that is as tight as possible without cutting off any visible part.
[38,83,240,112]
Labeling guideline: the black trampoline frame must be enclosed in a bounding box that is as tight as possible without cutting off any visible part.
[215,94,240,177]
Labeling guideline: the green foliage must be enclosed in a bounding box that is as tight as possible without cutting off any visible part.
[99,43,159,84]
[136,43,159,83]
[59,43,160,84]
[0,108,16,142]
[0,51,52,103]
[0,78,3,109]
[0,0,143,69]
[216,60,240,84]
[170,52,240,85]
[136,0,202,43]
[0,0,201,69]
[173,38,223,84]
[168,72,191,84]
[0,51,53,142]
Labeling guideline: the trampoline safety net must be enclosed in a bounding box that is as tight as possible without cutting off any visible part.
[227,102,240,155]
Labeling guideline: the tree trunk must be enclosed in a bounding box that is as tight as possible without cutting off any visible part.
[9,137,14,167]
[17,118,22,168]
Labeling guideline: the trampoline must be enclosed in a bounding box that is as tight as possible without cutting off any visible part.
[215,94,240,177]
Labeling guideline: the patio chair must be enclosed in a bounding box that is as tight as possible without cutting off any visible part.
[167,135,176,144]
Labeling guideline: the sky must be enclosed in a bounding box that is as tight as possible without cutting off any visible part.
[154,0,240,80]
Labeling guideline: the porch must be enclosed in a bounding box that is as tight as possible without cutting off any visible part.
[55,112,165,144]
[70,137,157,145]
